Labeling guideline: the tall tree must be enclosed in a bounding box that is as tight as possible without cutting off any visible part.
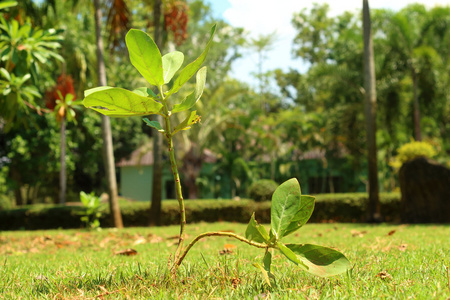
[363,0,381,221]
[149,0,163,226]
[249,32,277,112]
[93,0,123,228]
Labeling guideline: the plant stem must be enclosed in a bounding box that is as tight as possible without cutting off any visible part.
[159,87,186,263]
[174,232,268,268]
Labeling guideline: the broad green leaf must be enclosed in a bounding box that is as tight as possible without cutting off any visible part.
[282,195,315,237]
[270,178,302,240]
[172,110,200,135]
[166,25,216,96]
[286,244,351,277]
[132,87,157,98]
[143,118,164,132]
[263,251,272,273]
[245,213,270,243]
[253,263,271,287]
[0,1,18,10]
[262,251,276,285]
[84,86,114,97]
[172,67,207,113]
[0,68,10,80]
[277,241,308,269]
[83,88,163,117]
[162,51,184,84]
[126,29,164,87]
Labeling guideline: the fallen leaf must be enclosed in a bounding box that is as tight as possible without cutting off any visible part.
[166,235,180,240]
[224,244,237,250]
[35,274,49,281]
[231,278,240,289]
[351,230,367,237]
[376,271,392,280]
[387,230,396,236]
[398,244,407,252]
[114,249,138,256]
[219,249,233,255]
[133,238,146,245]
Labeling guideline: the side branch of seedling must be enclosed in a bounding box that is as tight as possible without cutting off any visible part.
[82,25,351,285]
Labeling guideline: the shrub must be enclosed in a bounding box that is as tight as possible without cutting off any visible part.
[390,141,437,170]
[248,179,279,202]
[0,193,401,230]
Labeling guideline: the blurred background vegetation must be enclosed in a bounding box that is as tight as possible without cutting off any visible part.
[0,0,449,211]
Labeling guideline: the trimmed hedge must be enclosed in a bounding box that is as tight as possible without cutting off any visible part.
[0,193,401,230]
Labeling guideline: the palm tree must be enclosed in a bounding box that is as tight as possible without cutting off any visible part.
[93,0,123,228]
[363,0,381,222]
[149,0,163,226]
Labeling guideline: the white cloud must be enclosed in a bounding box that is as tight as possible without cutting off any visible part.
[223,0,450,87]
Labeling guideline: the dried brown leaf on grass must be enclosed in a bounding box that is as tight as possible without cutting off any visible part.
[398,244,408,252]
[376,271,393,280]
[114,249,138,256]
[387,230,396,236]
[351,230,367,237]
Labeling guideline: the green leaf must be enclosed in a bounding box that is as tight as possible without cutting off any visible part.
[263,251,272,273]
[166,25,216,96]
[245,212,270,243]
[277,241,307,269]
[253,263,271,287]
[282,195,315,237]
[125,29,164,87]
[172,67,207,113]
[83,88,163,117]
[132,87,157,98]
[270,178,302,240]
[0,1,18,10]
[285,244,351,277]
[172,110,201,135]
[162,51,184,84]
[84,86,114,97]
[0,68,11,81]
[143,118,164,132]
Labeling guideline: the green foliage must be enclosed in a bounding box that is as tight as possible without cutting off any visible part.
[0,10,63,131]
[78,191,103,230]
[246,179,351,282]
[82,23,350,283]
[0,193,402,230]
[248,179,278,202]
[390,141,437,170]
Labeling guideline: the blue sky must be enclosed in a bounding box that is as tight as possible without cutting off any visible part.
[205,0,450,88]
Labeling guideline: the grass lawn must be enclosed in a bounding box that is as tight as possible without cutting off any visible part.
[0,222,449,299]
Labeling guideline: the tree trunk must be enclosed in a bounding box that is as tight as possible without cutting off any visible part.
[363,0,381,222]
[93,0,123,228]
[59,116,66,205]
[10,166,23,206]
[411,69,422,141]
[149,0,163,226]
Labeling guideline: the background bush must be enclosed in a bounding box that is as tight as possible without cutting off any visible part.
[248,179,279,202]
[0,193,401,230]
[390,141,437,170]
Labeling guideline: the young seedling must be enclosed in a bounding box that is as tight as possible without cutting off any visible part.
[83,25,351,283]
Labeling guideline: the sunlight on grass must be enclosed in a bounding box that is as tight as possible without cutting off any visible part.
[1,223,449,299]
